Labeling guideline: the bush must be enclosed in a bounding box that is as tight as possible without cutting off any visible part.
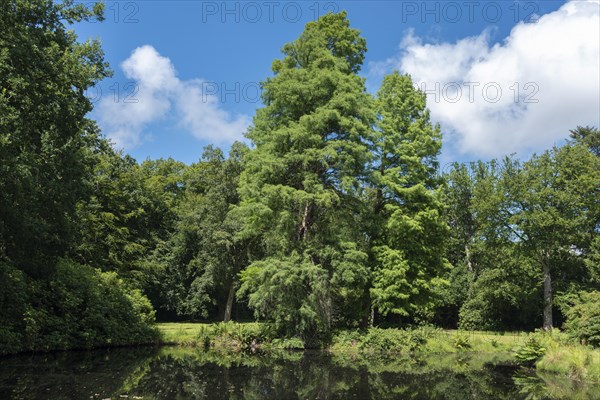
[515,334,547,366]
[331,329,363,347]
[563,291,600,347]
[1,258,159,355]
[453,333,472,350]
[191,322,272,351]
[359,328,429,354]
[230,322,269,351]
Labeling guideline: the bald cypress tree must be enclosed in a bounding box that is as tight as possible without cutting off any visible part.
[237,12,374,342]
[368,72,450,322]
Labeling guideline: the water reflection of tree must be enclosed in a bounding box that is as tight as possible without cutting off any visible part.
[3,349,599,399]
[120,350,600,399]
[119,350,524,399]
[0,347,159,400]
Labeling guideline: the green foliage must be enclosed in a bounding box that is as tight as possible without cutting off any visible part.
[330,329,363,347]
[0,260,28,353]
[434,163,479,328]
[237,15,451,338]
[331,327,523,355]
[369,72,450,322]
[0,259,158,355]
[239,254,331,345]
[205,322,265,351]
[0,0,110,276]
[563,291,600,347]
[515,334,547,366]
[0,0,162,355]
[236,12,373,340]
[569,126,600,156]
[505,144,600,329]
[586,236,600,284]
[160,322,278,352]
[2,0,600,358]
[537,344,600,383]
[453,333,472,350]
[358,328,429,354]
[27,259,158,351]
[151,143,248,320]
[528,328,600,382]
[445,140,600,332]
[270,337,305,350]
[75,145,186,283]
[459,262,541,331]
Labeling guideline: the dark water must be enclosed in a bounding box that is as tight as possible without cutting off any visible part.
[0,347,598,400]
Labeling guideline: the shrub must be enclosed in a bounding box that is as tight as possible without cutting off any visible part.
[332,329,363,346]
[192,322,271,351]
[196,325,213,349]
[1,258,159,354]
[359,328,429,354]
[231,322,267,351]
[453,333,472,350]
[515,334,547,366]
[563,291,600,347]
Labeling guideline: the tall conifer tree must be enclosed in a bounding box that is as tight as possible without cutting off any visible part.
[237,12,374,341]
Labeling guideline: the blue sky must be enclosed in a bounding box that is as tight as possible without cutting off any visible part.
[73,1,599,165]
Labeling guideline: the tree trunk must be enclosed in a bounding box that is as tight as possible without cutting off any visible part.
[465,244,473,273]
[542,259,553,330]
[223,280,236,323]
[298,203,312,241]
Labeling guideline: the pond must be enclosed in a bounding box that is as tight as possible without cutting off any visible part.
[0,347,599,399]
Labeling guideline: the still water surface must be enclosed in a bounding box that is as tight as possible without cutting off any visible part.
[1,347,599,399]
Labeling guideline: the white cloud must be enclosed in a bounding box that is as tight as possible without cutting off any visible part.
[96,45,249,149]
[175,79,250,144]
[371,0,600,158]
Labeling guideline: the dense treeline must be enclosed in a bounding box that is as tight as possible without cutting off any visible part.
[438,127,600,332]
[0,0,158,353]
[1,1,598,353]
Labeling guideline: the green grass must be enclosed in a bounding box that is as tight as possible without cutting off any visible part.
[157,321,288,351]
[330,328,528,356]
[537,343,600,382]
[515,329,600,383]
[158,324,528,354]
[426,330,528,353]
[156,323,600,383]
[157,322,211,345]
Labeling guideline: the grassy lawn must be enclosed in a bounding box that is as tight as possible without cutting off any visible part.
[155,322,600,382]
[433,329,528,351]
[157,322,213,343]
[157,322,528,352]
[157,322,267,349]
